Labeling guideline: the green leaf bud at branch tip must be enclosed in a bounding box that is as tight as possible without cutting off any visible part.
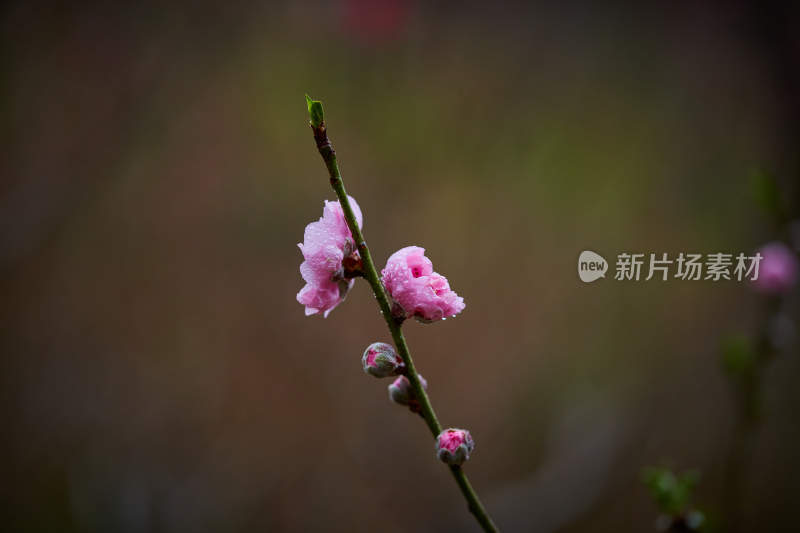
[306,94,324,129]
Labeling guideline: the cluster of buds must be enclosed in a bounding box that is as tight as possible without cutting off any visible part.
[360,343,431,412]
[359,341,475,467]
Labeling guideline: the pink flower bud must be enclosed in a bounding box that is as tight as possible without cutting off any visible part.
[388,374,427,405]
[436,428,474,466]
[296,196,364,317]
[380,246,465,323]
[362,342,403,378]
[753,241,798,294]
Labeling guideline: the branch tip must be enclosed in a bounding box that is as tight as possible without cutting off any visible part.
[305,94,324,129]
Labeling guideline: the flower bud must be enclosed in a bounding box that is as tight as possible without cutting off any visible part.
[388,374,427,405]
[436,428,474,466]
[362,342,403,378]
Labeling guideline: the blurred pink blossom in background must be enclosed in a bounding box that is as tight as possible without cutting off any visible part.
[753,241,798,294]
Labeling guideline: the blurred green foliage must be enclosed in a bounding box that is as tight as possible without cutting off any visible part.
[750,170,780,215]
[720,334,757,379]
[642,467,700,517]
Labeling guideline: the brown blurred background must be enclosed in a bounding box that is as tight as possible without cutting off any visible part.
[2,1,799,531]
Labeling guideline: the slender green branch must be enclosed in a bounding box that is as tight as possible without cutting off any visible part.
[307,96,498,532]
[451,465,499,532]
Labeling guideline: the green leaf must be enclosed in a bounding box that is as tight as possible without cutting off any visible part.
[305,94,324,128]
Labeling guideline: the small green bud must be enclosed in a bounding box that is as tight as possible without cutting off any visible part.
[305,94,324,128]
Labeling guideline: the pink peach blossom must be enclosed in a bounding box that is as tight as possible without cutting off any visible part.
[381,246,465,322]
[435,428,474,465]
[753,241,798,294]
[297,196,363,317]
